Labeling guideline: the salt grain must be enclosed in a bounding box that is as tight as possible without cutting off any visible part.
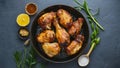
[78,55,89,66]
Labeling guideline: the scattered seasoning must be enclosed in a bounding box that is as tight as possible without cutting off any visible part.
[25,3,38,15]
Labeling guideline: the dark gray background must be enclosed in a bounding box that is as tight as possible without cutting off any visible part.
[0,0,120,68]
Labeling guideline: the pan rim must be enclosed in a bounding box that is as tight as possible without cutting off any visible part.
[30,4,90,63]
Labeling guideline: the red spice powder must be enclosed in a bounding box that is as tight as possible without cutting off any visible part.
[26,4,37,14]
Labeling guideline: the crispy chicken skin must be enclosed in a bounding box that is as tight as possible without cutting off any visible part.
[66,35,84,55]
[38,12,56,29]
[57,9,73,28]
[42,42,61,57]
[37,30,55,43]
[68,18,84,36]
[53,19,70,45]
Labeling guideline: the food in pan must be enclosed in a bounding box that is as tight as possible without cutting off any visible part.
[42,42,61,57]
[36,9,85,57]
[68,18,83,36]
[53,18,70,45]
[57,9,73,28]
[66,35,84,55]
[38,12,56,29]
[37,30,55,43]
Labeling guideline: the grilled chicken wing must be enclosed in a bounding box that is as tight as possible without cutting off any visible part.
[53,19,70,45]
[68,18,83,36]
[38,12,56,29]
[37,30,55,43]
[57,9,73,28]
[42,42,61,57]
[66,35,84,55]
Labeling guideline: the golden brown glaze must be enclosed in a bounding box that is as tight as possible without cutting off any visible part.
[36,9,85,57]
[66,35,84,55]
[57,9,73,28]
[68,18,83,36]
[38,12,56,29]
[53,19,70,45]
[42,42,61,57]
[37,30,55,43]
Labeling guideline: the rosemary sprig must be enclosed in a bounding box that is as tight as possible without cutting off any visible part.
[14,51,22,68]
[14,46,44,68]
[25,47,37,68]
[14,47,27,68]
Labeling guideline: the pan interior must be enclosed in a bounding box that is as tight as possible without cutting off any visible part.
[31,5,89,63]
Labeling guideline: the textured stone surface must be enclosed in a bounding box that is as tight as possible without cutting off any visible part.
[0,0,120,68]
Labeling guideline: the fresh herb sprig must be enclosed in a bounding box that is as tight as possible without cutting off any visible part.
[74,0,104,30]
[14,47,27,68]
[14,51,22,68]
[14,46,44,68]
[25,47,37,68]
[73,0,104,49]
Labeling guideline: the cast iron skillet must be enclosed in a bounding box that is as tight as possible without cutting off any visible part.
[31,5,89,63]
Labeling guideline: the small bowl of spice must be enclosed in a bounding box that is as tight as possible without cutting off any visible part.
[18,27,29,40]
[25,2,38,15]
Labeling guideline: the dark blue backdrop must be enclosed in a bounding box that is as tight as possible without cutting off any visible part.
[0,0,120,68]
